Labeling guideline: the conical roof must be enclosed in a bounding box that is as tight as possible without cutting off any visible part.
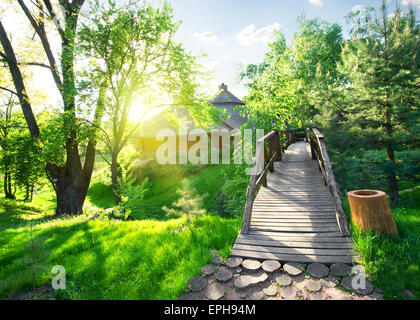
[210,83,245,105]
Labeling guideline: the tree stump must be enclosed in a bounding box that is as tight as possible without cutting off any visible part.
[347,190,398,236]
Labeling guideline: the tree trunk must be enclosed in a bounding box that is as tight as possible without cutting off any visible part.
[386,145,399,207]
[111,152,121,204]
[47,162,87,216]
[55,176,84,216]
[4,171,15,199]
[24,183,35,202]
[347,189,398,236]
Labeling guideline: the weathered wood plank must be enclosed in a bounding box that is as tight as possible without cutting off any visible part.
[251,220,338,226]
[251,212,335,216]
[233,244,352,256]
[251,216,336,221]
[247,230,344,237]
[250,226,340,232]
[235,238,353,249]
[230,249,355,264]
[238,233,352,243]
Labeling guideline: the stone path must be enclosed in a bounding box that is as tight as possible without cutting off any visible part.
[179,256,383,301]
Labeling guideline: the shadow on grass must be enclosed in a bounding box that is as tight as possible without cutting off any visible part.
[0,198,55,231]
[0,215,241,299]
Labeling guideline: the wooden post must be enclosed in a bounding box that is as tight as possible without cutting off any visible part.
[241,175,258,234]
[348,190,398,236]
[272,131,282,161]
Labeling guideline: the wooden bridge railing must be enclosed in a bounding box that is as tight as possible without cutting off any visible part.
[241,130,288,234]
[306,127,350,236]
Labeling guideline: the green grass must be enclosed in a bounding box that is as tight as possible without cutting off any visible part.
[0,162,240,299]
[0,206,240,299]
[87,164,227,220]
[345,189,420,300]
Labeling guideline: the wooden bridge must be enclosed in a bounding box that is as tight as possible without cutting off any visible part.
[231,128,355,264]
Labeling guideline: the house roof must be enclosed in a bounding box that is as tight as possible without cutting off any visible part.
[211,84,247,129]
[132,84,247,138]
[210,83,246,105]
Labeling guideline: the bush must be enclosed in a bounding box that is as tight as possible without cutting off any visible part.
[220,164,250,217]
[115,174,150,220]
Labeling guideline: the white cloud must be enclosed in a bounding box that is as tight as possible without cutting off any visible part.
[401,0,420,8]
[193,31,225,46]
[236,23,282,46]
[351,5,365,12]
[309,0,323,6]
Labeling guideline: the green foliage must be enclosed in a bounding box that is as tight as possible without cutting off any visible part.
[214,191,228,217]
[114,175,150,220]
[78,0,214,204]
[241,16,344,132]
[291,15,344,117]
[163,179,206,218]
[317,1,420,202]
[0,107,46,200]
[219,164,250,217]
[240,32,299,132]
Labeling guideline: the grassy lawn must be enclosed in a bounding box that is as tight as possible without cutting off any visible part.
[0,164,241,299]
[0,198,240,299]
[345,189,420,300]
[87,164,227,220]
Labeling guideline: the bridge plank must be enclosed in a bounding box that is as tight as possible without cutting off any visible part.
[235,238,353,249]
[238,233,352,242]
[250,226,340,232]
[233,244,352,256]
[230,249,355,264]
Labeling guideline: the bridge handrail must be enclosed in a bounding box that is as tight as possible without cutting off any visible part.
[306,127,350,236]
[241,130,291,234]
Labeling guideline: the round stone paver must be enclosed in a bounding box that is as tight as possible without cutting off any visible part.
[319,276,339,288]
[205,283,225,300]
[234,272,268,289]
[187,276,207,292]
[275,274,292,286]
[225,287,241,300]
[307,263,329,278]
[263,284,278,297]
[305,279,322,292]
[179,292,200,300]
[283,262,304,276]
[242,259,261,272]
[201,264,217,276]
[261,260,281,273]
[248,291,264,300]
[226,257,243,269]
[280,286,297,300]
[309,291,327,300]
[342,277,374,295]
[330,263,351,277]
[215,267,233,282]
[325,287,352,300]
[212,256,224,265]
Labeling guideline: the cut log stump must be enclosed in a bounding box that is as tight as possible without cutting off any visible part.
[347,190,398,236]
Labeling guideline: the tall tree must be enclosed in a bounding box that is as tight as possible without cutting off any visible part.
[291,16,344,119]
[240,33,298,132]
[78,1,211,203]
[333,1,420,205]
[0,0,105,215]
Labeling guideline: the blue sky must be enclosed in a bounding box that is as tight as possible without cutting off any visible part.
[167,0,420,98]
[2,0,418,107]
